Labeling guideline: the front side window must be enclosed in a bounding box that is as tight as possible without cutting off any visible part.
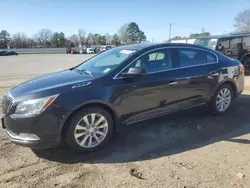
[179,48,216,67]
[75,48,137,77]
[126,49,173,73]
[194,38,218,49]
[219,39,230,49]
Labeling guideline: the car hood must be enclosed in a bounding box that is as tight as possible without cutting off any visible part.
[10,69,93,98]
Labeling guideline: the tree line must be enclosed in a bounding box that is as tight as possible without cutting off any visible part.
[0,22,147,49]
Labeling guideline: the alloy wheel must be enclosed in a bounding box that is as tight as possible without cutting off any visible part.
[74,113,108,148]
[216,88,232,112]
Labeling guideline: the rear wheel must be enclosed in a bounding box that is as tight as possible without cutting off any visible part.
[65,106,114,151]
[210,84,233,115]
[243,56,250,75]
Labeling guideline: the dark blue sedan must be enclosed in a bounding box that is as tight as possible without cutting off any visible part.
[1,43,245,152]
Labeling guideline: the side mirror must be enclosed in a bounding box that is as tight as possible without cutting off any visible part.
[121,67,145,77]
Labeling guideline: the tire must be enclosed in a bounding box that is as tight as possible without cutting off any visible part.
[65,106,114,152]
[243,56,250,75]
[210,84,234,115]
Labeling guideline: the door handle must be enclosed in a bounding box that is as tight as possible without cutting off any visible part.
[208,72,219,79]
[168,81,178,86]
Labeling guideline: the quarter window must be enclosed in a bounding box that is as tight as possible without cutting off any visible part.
[206,52,217,63]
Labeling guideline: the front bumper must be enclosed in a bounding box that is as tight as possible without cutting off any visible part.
[1,111,62,149]
[4,129,57,149]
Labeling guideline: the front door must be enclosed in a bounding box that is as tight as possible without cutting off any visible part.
[112,48,181,124]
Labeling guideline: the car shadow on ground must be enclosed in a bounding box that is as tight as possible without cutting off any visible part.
[34,94,250,164]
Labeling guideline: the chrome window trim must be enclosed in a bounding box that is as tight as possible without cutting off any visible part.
[113,46,219,80]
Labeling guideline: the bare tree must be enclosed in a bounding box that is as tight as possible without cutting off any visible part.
[234,9,250,32]
[69,34,79,47]
[86,33,94,47]
[35,28,52,47]
[10,33,29,48]
[105,33,112,45]
[78,29,86,47]
[118,24,129,44]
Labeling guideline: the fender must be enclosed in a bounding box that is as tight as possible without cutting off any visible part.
[212,78,237,98]
[59,99,121,133]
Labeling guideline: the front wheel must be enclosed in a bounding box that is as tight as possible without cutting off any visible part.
[65,106,114,151]
[210,84,234,115]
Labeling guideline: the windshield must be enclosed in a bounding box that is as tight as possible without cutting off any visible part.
[194,38,218,49]
[75,47,136,77]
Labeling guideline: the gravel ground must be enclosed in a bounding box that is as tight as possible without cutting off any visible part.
[0,54,250,188]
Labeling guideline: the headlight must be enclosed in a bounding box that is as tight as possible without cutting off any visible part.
[15,94,59,115]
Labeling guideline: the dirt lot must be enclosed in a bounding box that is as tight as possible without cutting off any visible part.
[0,54,250,188]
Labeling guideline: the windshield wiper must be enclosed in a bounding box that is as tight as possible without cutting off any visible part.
[75,68,94,77]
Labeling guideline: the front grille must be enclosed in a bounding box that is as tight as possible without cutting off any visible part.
[1,93,14,114]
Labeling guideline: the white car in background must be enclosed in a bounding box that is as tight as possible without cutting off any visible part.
[86,48,95,54]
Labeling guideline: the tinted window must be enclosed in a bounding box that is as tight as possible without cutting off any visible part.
[206,52,217,63]
[179,49,207,67]
[127,49,173,73]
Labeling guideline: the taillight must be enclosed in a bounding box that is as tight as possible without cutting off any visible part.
[239,64,245,73]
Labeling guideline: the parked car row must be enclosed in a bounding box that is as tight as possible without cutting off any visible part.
[66,46,112,55]
[0,50,18,56]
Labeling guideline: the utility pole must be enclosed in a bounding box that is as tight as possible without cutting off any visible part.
[202,28,205,33]
[169,23,172,41]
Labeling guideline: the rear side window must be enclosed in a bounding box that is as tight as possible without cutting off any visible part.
[179,48,217,67]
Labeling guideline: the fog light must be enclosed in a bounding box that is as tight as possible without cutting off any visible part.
[19,133,40,141]
[6,129,40,141]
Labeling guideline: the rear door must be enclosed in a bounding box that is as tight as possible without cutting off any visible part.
[173,47,220,109]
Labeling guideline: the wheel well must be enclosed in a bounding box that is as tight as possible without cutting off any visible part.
[221,81,237,98]
[61,103,118,137]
